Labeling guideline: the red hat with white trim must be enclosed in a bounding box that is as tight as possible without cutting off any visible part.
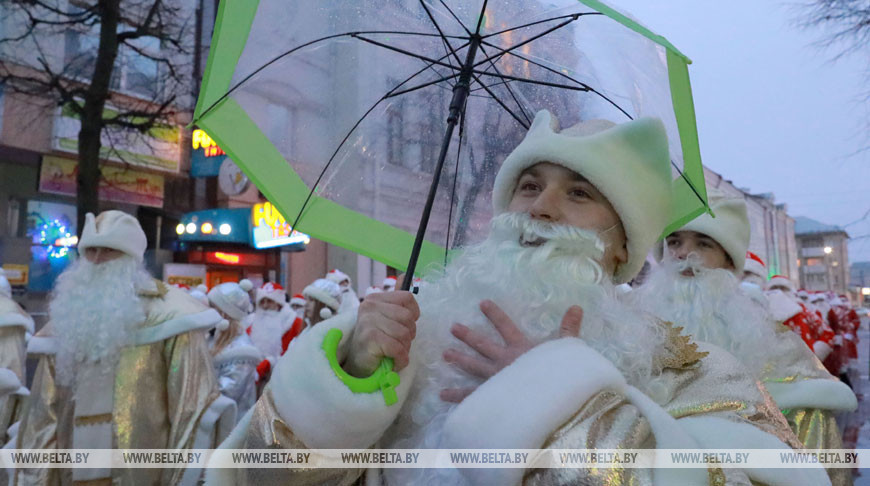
[256,282,286,306]
[383,276,397,291]
[743,251,766,280]
[326,269,351,285]
[289,293,306,307]
[766,275,795,292]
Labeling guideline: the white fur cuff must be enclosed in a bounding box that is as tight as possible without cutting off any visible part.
[269,311,416,449]
[440,338,629,485]
[764,379,857,412]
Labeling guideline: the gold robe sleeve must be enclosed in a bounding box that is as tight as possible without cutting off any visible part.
[524,332,802,486]
[0,325,27,442]
[216,387,365,486]
[13,352,70,486]
[161,329,221,485]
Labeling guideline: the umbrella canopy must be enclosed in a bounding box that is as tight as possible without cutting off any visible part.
[193,0,708,280]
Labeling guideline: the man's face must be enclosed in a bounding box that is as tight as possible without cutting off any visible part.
[506,162,627,274]
[258,299,282,312]
[665,230,733,274]
[339,279,350,291]
[290,303,304,313]
[304,298,326,325]
[84,246,125,264]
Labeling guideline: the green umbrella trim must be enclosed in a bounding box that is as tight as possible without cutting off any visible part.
[194,0,709,270]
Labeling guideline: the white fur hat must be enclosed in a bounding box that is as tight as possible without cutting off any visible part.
[303,278,342,311]
[665,194,749,276]
[365,286,383,297]
[744,251,766,280]
[326,269,351,285]
[78,211,147,262]
[188,289,209,307]
[382,276,397,291]
[289,293,306,307]
[767,275,796,292]
[491,110,673,284]
[239,279,254,292]
[255,282,286,306]
[208,282,250,321]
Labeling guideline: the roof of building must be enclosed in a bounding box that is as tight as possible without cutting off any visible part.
[794,216,848,237]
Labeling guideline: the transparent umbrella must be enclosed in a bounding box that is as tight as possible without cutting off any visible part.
[193,0,709,291]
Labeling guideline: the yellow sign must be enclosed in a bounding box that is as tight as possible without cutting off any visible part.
[167,275,204,287]
[2,264,29,286]
[251,201,310,249]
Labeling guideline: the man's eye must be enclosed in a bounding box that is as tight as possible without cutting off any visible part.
[519,181,540,192]
[666,239,680,247]
[698,241,713,249]
[569,188,590,199]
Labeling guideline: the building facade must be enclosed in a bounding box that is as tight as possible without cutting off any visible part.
[703,167,799,284]
[794,216,850,294]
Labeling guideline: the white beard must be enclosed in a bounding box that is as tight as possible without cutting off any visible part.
[383,213,665,485]
[247,307,294,358]
[50,256,148,387]
[631,258,778,376]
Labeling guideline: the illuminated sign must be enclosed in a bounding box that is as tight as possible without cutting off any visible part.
[251,202,310,249]
[191,129,226,157]
[212,252,240,264]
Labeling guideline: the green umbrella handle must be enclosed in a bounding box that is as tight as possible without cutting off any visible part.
[322,328,400,406]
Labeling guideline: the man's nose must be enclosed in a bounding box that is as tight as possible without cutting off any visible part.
[670,243,692,260]
[528,189,561,222]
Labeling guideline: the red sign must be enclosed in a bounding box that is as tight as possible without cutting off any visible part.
[204,251,266,267]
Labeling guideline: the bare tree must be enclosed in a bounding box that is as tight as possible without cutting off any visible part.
[796,0,870,60]
[0,0,194,232]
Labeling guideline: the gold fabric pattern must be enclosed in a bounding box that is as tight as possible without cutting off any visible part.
[656,321,709,370]
[783,408,852,486]
[14,291,220,486]
[225,388,365,485]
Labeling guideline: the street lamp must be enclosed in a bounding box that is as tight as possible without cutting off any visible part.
[823,246,833,254]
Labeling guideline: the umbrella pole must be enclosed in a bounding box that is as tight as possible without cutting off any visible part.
[401,34,481,291]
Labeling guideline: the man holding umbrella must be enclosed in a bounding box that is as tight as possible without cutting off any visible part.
[208,112,812,485]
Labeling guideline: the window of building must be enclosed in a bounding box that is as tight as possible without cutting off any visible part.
[802,237,823,248]
[64,24,161,99]
[805,258,822,266]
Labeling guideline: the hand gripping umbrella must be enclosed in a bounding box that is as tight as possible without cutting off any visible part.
[193,0,709,402]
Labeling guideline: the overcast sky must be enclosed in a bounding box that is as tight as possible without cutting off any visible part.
[611,0,870,263]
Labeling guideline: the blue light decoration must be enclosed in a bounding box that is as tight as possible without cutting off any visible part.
[29,215,78,259]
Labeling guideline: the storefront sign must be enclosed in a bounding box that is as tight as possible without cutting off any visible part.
[190,128,228,177]
[40,156,165,208]
[52,102,180,173]
[163,263,207,287]
[251,201,310,249]
[2,264,29,286]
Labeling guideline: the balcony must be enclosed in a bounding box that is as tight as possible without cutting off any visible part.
[802,265,827,274]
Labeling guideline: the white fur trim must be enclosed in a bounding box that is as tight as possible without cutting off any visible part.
[766,290,802,321]
[269,310,416,449]
[764,379,857,412]
[132,309,223,346]
[0,312,34,333]
[26,336,57,356]
[440,338,705,486]
[182,395,236,484]
[0,369,21,396]
[813,341,833,360]
[303,284,340,311]
[319,307,333,320]
[491,111,673,284]
[679,416,831,486]
[744,255,766,279]
[213,344,263,366]
[767,275,796,292]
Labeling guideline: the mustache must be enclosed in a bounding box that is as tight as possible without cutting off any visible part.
[489,212,605,259]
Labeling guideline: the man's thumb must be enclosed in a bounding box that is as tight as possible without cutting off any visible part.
[559,306,584,338]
